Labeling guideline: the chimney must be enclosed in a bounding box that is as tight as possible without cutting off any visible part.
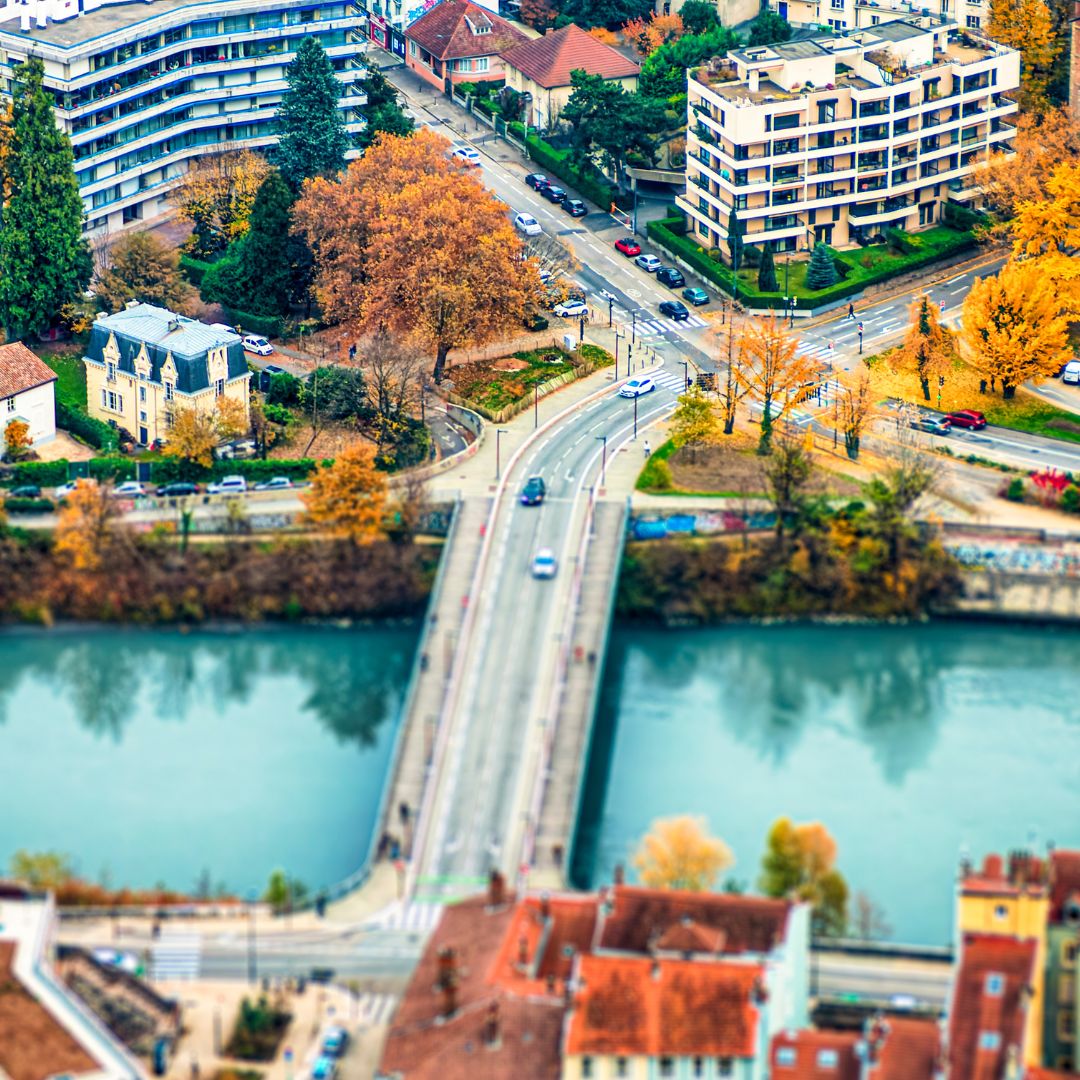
[488,869,506,908]
[517,934,529,967]
[983,853,1003,880]
[613,864,625,886]
[546,972,557,994]
[436,945,459,1018]
[750,975,769,1006]
[651,959,661,981]
[19,11,30,30]
[125,299,140,310]
[441,979,458,1018]
[748,69,760,93]
[483,1000,501,1047]
[540,891,551,921]
[866,1015,889,1063]
[94,312,108,322]
[563,976,574,1007]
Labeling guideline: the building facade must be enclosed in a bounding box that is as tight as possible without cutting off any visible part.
[84,302,249,448]
[773,0,990,36]
[0,342,57,448]
[0,0,369,236]
[678,17,1019,258]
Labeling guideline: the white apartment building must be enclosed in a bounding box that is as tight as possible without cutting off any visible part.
[0,0,369,236]
[677,18,1019,258]
[773,0,990,36]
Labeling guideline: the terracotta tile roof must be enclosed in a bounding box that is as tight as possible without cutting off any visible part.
[770,1028,862,1080]
[654,918,726,956]
[0,942,98,1080]
[597,885,792,956]
[864,1016,943,1080]
[491,894,598,993]
[1049,850,1080,923]
[405,0,528,61]
[962,853,1049,898]
[0,342,56,400]
[1026,1069,1078,1079]
[566,954,762,1058]
[500,24,639,89]
[947,933,1037,1080]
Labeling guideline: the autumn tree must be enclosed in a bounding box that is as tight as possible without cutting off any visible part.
[362,330,423,435]
[763,433,812,541]
[215,395,249,440]
[891,295,955,401]
[837,369,876,461]
[165,407,221,470]
[621,11,684,56]
[717,307,752,435]
[9,849,74,890]
[54,481,116,572]
[960,261,1072,397]
[987,0,1059,110]
[94,230,195,314]
[3,417,31,461]
[1011,160,1080,284]
[670,385,720,462]
[519,0,558,29]
[634,815,733,891]
[303,442,387,543]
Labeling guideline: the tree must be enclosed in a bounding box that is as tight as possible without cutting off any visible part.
[637,24,740,101]
[670,385,720,462]
[362,330,423,434]
[987,0,1059,110]
[678,0,719,35]
[763,433,812,541]
[165,407,221,469]
[275,37,349,191]
[837,369,875,461]
[717,307,752,435]
[303,366,374,425]
[960,261,1072,397]
[519,0,558,29]
[302,442,387,543]
[354,67,415,151]
[3,418,31,462]
[759,818,849,937]
[215,395,249,440]
[0,58,92,340]
[562,0,652,31]
[805,243,839,290]
[634,815,733,891]
[94,230,194,314]
[9,849,74,890]
[746,8,793,46]
[852,892,892,941]
[55,481,116,572]
[263,868,308,913]
[727,208,744,273]
[890,295,956,401]
[1011,160,1080,282]
[757,246,778,292]
[621,12,684,56]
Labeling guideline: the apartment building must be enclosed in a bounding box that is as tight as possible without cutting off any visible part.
[678,17,1019,259]
[0,0,369,236]
[774,0,990,35]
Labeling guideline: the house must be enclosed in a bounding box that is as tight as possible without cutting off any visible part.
[770,1028,862,1079]
[84,302,250,448]
[404,0,528,93]
[0,342,56,450]
[1043,850,1080,1071]
[500,24,640,133]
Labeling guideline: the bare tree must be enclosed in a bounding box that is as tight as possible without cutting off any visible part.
[363,330,423,431]
[715,305,752,435]
[763,429,813,543]
[390,469,431,545]
[851,891,892,941]
[837,369,877,461]
[523,233,580,310]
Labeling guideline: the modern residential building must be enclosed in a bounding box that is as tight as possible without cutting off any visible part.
[84,302,249,448]
[500,24,639,133]
[0,342,57,449]
[0,0,369,236]
[772,0,992,35]
[678,17,1020,258]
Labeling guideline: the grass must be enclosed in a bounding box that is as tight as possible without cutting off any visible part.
[40,348,87,410]
[637,438,678,492]
[981,397,1080,446]
[453,347,576,413]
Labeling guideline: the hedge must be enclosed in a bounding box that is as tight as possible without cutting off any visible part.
[4,460,70,487]
[57,400,118,451]
[222,307,284,339]
[179,255,215,286]
[523,135,621,212]
[147,456,329,484]
[4,498,54,514]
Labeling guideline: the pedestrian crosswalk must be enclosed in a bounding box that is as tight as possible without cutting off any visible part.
[368,900,445,934]
[796,340,838,365]
[630,314,709,336]
[650,370,691,393]
[151,930,201,981]
[356,991,399,1026]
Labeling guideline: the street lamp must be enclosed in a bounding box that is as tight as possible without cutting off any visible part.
[607,293,614,328]
[246,888,258,986]
[682,359,689,392]
[495,428,508,481]
[534,383,539,429]
[579,313,586,344]
[633,392,638,440]
[614,329,624,375]
[596,435,608,487]
[789,295,797,330]
[631,310,637,346]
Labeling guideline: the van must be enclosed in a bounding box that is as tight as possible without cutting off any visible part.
[1063,360,1080,384]
[207,476,247,495]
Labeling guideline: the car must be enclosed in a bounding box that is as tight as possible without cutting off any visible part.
[520,476,546,506]
[254,476,294,491]
[909,414,952,436]
[311,1056,338,1080]
[542,185,567,204]
[944,409,987,430]
[514,212,542,237]
[451,146,481,167]
[112,481,147,498]
[156,481,200,497]
[1063,360,1080,384]
[91,948,140,974]
[54,479,94,500]
[635,253,662,273]
[659,300,691,321]
[523,173,548,190]
[242,334,273,356]
[207,475,248,495]
[553,300,589,318]
[9,484,41,498]
[215,438,257,461]
[682,286,710,306]
[322,1026,349,1058]
[531,548,558,579]
[563,198,587,217]
[614,237,642,257]
[619,376,656,398]
[656,267,686,288]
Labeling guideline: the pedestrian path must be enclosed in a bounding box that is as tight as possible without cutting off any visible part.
[365,900,444,934]
[356,992,399,1026]
[151,930,201,981]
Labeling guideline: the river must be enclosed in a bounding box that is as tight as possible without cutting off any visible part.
[0,626,416,898]
[573,622,1080,945]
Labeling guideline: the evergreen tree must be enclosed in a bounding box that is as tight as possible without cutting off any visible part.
[275,38,349,191]
[0,58,92,339]
[727,208,744,272]
[806,243,839,290]
[757,245,778,292]
[747,9,793,47]
[355,68,414,151]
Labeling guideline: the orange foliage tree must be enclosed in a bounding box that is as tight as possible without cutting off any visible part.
[3,417,31,461]
[759,817,849,936]
[890,294,956,401]
[1011,159,1080,285]
[621,11,684,56]
[302,442,388,543]
[634,815,733,891]
[54,480,115,572]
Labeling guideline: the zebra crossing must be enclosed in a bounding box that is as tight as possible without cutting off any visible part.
[369,900,445,934]
[356,991,399,1026]
[629,313,709,336]
[796,340,839,365]
[650,369,692,393]
[151,930,201,981]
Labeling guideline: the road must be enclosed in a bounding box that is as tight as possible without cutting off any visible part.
[814,950,952,1010]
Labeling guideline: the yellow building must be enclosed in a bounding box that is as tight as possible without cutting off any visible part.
[84,302,250,447]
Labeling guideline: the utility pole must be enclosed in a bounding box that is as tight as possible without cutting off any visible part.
[596,434,608,486]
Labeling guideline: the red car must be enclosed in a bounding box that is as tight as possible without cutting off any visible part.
[944,409,987,430]
[614,237,642,257]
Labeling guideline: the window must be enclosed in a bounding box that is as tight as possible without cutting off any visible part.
[994,904,1008,920]
[476,57,489,72]
[985,973,1004,996]
[215,378,225,397]
[978,1032,1001,1051]
[107,361,116,381]
[615,1059,628,1079]
[1064,940,1078,968]
[817,1049,839,1068]
[139,410,148,423]
[164,381,175,401]
[582,1057,593,1078]
[817,100,836,124]
[693,1057,704,1078]
[718,1060,733,1077]
[660,1058,675,1078]
[966,15,981,27]
[1060,1010,1076,1038]
[102,390,124,413]
[409,41,417,57]
[139,386,147,403]
[5,396,14,412]
[777,1047,797,1066]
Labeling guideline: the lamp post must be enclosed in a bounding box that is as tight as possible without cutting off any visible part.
[858,322,864,354]
[682,359,689,392]
[495,428,508,481]
[614,329,624,375]
[631,310,637,346]
[789,295,797,330]
[607,294,614,328]
[633,392,638,440]
[579,313,586,343]
[246,888,258,986]
[596,435,608,487]
[534,383,539,429]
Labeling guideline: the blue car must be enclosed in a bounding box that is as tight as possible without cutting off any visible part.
[311,1055,338,1080]
[322,1026,349,1057]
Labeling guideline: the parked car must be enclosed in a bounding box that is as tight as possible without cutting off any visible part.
[909,414,952,436]
[322,1026,349,1058]
[943,409,987,430]
[210,322,236,334]
[215,439,257,460]
[54,479,94,501]
[531,547,558,579]
[553,300,589,318]
[207,475,248,495]
[242,334,273,356]
[514,212,542,237]
[656,267,685,288]
[258,364,287,393]
[614,237,642,257]
[156,481,200,497]
[563,198,587,217]
[542,185,567,204]
[523,173,548,190]
[310,1056,338,1080]
[112,481,147,498]
[659,300,690,321]
[635,253,662,273]
[1063,360,1080,384]
[520,476,546,506]
[91,948,140,974]
[682,286,709,306]
[619,376,656,398]
[254,476,294,491]
[451,146,481,167]
[9,484,41,498]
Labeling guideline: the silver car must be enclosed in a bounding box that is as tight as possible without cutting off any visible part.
[531,548,558,579]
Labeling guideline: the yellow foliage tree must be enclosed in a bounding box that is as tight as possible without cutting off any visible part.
[9,849,74,890]
[634,815,733,891]
[837,368,876,461]
[3,417,32,461]
[987,0,1059,109]
[215,394,249,440]
[1011,159,1080,286]
[890,295,956,402]
[670,385,721,462]
[54,480,115,572]
[960,261,1072,397]
[302,442,387,544]
[164,407,221,469]
[759,817,849,936]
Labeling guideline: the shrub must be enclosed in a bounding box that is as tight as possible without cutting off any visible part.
[88,455,137,483]
[262,403,294,426]
[222,308,284,339]
[57,401,118,451]
[1004,477,1026,502]
[147,457,328,484]
[648,458,674,491]
[3,497,54,514]
[5,460,70,487]
[179,254,215,286]
[267,371,302,406]
[885,227,917,255]
[578,343,615,368]
[523,134,619,211]
[1061,485,1080,513]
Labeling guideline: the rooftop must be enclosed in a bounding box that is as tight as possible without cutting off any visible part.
[93,302,239,357]
[1048,849,1080,924]
[500,23,639,89]
[770,1028,862,1079]
[0,342,57,400]
[405,0,527,61]
[864,1016,943,1080]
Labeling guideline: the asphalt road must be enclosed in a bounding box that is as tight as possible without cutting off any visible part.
[814,951,952,1010]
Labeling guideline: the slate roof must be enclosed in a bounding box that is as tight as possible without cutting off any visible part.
[500,25,639,89]
[770,1028,862,1080]
[0,343,56,400]
[406,0,527,61]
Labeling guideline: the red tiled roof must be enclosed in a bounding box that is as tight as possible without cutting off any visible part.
[1049,850,1080,923]
[948,933,1037,1080]
[405,0,527,61]
[962,853,1049,898]
[566,953,762,1058]
[654,918,726,955]
[865,1016,943,1080]
[491,894,598,992]
[0,343,56,400]
[500,24,639,89]
[770,1029,862,1080]
[1026,1069,1078,1079]
[598,885,792,956]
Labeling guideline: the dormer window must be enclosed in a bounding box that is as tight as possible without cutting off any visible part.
[985,972,1004,996]
[107,361,116,382]
[465,14,491,33]
[978,1031,1001,1051]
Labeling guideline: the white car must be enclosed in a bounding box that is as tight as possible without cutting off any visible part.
[242,335,273,356]
[514,213,542,237]
[207,475,248,495]
[254,476,294,491]
[92,948,139,975]
[553,300,589,318]
[619,376,656,398]
[635,254,663,273]
[451,146,481,167]
[1063,360,1080,384]
[532,548,558,579]
[112,481,147,498]
[54,479,95,500]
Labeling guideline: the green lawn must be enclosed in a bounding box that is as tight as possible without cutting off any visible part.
[40,348,87,410]
[982,397,1080,447]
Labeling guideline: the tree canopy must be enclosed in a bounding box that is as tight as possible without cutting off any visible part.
[302,442,388,543]
[634,815,733,891]
[987,0,1059,110]
[354,67,415,150]
[890,295,956,401]
[95,230,194,314]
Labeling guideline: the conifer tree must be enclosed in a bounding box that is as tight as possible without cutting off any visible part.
[757,245,779,292]
[806,243,839,290]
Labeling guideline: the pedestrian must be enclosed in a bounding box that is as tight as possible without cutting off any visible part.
[644,439,651,459]
[847,302,855,320]
[552,844,564,870]
[419,652,429,673]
